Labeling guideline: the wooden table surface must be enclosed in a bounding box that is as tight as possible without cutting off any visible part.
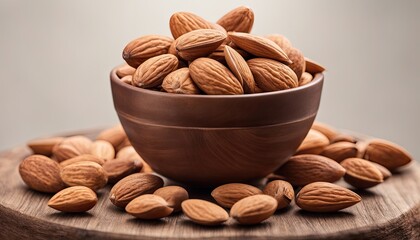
[0,129,419,240]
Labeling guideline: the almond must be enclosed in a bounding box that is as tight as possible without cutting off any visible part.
[181,199,229,226]
[341,158,384,189]
[224,45,256,93]
[370,161,392,180]
[207,45,250,63]
[295,129,330,155]
[169,12,215,39]
[125,194,173,219]
[211,183,262,208]
[274,154,346,186]
[103,158,143,184]
[27,137,64,156]
[296,182,361,212]
[330,134,358,144]
[217,6,254,33]
[363,139,412,170]
[132,54,178,88]
[176,29,226,61]
[265,34,293,55]
[19,155,65,193]
[116,146,154,173]
[116,64,136,78]
[287,47,305,79]
[311,122,339,142]
[162,68,201,94]
[168,37,180,58]
[189,57,243,95]
[263,180,294,210]
[48,186,97,212]
[110,173,163,208]
[52,135,92,162]
[247,58,298,92]
[229,32,291,64]
[90,140,115,161]
[305,57,326,74]
[320,142,358,162]
[356,140,369,158]
[299,72,313,86]
[230,195,277,225]
[120,75,133,85]
[96,125,127,151]
[60,154,105,168]
[154,186,189,212]
[60,161,108,190]
[122,35,173,68]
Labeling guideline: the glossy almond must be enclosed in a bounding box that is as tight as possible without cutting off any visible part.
[296,129,330,155]
[19,155,65,193]
[176,29,226,61]
[230,195,277,225]
[217,6,254,33]
[274,154,346,186]
[27,137,64,156]
[211,183,262,208]
[48,186,97,212]
[122,35,173,68]
[110,173,164,208]
[103,158,143,184]
[311,122,339,141]
[341,158,384,189]
[132,54,178,88]
[162,68,201,94]
[189,57,243,95]
[229,32,291,64]
[116,64,136,78]
[287,47,305,79]
[154,186,189,212]
[96,125,127,151]
[181,199,229,226]
[90,140,115,161]
[60,154,105,168]
[305,57,326,74]
[299,72,313,86]
[296,182,361,212]
[169,12,215,39]
[320,142,358,162]
[60,161,108,190]
[263,180,294,210]
[224,45,256,93]
[363,139,412,170]
[125,194,173,219]
[265,34,293,55]
[52,135,92,162]
[247,58,298,92]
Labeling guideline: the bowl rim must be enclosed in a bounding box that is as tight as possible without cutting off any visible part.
[110,64,324,99]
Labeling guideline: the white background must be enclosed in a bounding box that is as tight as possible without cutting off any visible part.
[0,0,419,161]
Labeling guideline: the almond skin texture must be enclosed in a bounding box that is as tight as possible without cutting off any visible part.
[230,195,277,225]
[52,135,92,162]
[274,154,346,186]
[224,45,256,93]
[181,199,229,226]
[263,180,294,210]
[320,142,359,162]
[19,155,65,193]
[90,140,115,161]
[96,125,127,151]
[363,139,412,170]
[125,194,173,219]
[189,57,243,95]
[116,64,136,78]
[169,12,215,39]
[133,54,178,88]
[103,157,143,184]
[305,57,326,74]
[110,173,164,208]
[311,122,339,142]
[60,161,108,190]
[287,47,306,79]
[247,58,298,92]
[48,186,97,212]
[229,32,291,64]
[299,72,313,86]
[122,35,173,68]
[211,183,262,208]
[296,182,361,212]
[296,129,330,155]
[154,186,189,212]
[162,67,201,94]
[265,34,293,55]
[27,137,64,156]
[341,158,384,189]
[176,29,226,61]
[60,154,105,168]
[217,6,254,33]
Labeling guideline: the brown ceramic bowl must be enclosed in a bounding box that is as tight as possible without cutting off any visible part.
[110,67,324,185]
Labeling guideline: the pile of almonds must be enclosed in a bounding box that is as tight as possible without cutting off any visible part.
[19,121,412,225]
[116,6,325,95]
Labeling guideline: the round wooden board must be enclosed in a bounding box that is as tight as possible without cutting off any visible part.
[0,129,419,240]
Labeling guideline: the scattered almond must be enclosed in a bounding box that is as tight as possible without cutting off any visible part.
[330,134,358,144]
[60,154,105,168]
[311,122,339,142]
[296,129,330,155]
[103,158,143,184]
[182,199,229,226]
[363,138,412,170]
[341,158,384,189]
[320,142,358,162]
[48,186,97,212]
[263,180,294,210]
[211,183,262,208]
[369,161,392,180]
[125,194,173,219]
[27,137,64,156]
[60,161,108,190]
[90,140,115,161]
[154,186,189,212]
[96,125,127,151]
[230,195,277,225]
[52,135,93,162]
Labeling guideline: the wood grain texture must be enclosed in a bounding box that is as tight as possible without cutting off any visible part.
[0,129,419,240]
